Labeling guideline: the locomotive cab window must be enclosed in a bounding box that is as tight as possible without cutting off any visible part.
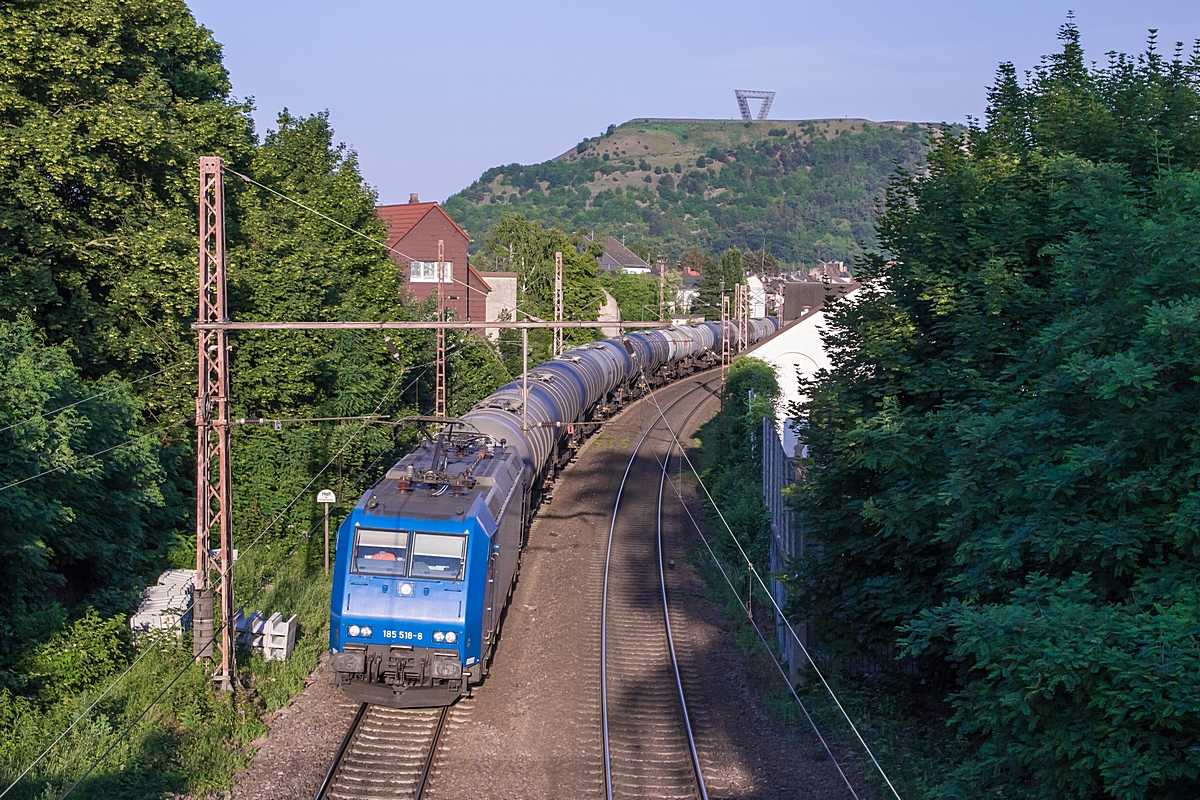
[353,528,409,576]
[409,533,467,580]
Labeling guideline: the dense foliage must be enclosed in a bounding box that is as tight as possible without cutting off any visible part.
[792,23,1200,798]
[597,270,683,322]
[696,249,745,319]
[445,121,931,270]
[0,2,508,796]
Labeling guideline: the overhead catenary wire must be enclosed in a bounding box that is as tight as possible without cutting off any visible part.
[640,372,904,800]
[0,358,195,436]
[5,368,425,798]
[0,417,191,493]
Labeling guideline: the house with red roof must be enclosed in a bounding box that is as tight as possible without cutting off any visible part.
[376,194,493,324]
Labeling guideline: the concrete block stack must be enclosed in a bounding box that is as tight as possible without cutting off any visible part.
[130,569,194,644]
[234,609,299,662]
[263,612,299,662]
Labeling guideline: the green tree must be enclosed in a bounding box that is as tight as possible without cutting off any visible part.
[0,316,169,670]
[696,248,743,319]
[743,249,779,275]
[223,110,422,543]
[695,358,779,570]
[0,0,255,388]
[792,21,1200,798]
[481,213,604,367]
[599,272,659,321]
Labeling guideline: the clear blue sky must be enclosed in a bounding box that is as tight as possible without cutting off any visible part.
[186,1,1200,205]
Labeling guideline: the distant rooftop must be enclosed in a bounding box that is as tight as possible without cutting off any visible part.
[598,236,652,275]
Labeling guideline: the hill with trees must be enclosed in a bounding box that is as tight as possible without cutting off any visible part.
[445,117,934,271]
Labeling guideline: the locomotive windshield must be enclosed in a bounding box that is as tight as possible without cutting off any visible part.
[352,528,410,576]
[409,533,467,580]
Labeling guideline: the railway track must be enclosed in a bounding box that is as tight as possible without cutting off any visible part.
[601,378,717,800]
[313,703,448,800]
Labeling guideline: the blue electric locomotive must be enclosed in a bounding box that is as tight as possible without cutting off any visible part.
[328,317,779,708]
[328,422,524,707]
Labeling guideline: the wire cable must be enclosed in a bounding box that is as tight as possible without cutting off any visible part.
[641,372,903,800]
[0,358,195,436]
[51,383,427,800]
[0,417,191,493]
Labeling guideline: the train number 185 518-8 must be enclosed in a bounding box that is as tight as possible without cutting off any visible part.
[382,629,421,641]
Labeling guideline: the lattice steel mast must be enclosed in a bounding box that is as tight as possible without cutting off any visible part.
[194,157,235,690]
[721,280,730,385]
[553,251,564,357]
[436,239,447,418]
[658,258,666,322]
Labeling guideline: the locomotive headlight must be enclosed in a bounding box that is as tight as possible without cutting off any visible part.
[399,582,414,596]
[433,631,445,643]
[361,626,372,637]
[348,625,361,637]
[445,631,458,644]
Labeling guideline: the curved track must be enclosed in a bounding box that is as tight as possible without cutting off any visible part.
[602,379,717,800]
[314,704,448,800]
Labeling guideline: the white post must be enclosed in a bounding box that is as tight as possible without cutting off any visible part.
[317,489,336,574]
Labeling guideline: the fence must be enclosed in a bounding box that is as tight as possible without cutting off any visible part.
[761,417,918,682]
[761,416,810,684]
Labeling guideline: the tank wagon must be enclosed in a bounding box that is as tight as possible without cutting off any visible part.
[328,316,780,707]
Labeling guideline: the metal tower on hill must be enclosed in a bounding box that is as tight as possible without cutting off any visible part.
[735,90,775,120]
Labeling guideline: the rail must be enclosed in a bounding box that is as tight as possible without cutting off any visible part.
[314,704,449,800]
[601,377,717,800]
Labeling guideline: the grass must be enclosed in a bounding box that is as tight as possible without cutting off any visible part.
[0,533,335,799]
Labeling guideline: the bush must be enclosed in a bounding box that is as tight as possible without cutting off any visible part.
[694,358,780,571]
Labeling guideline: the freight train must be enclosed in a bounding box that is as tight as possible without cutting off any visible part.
[328,317,779,708]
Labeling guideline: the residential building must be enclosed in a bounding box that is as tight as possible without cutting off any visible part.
[376,194,492,323]
[597,236,652,275]
[677,266,702,314]
[482,271,518,341]
[747,275,767,318]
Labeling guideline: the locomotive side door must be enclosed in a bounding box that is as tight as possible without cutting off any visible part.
[484,546,497,645]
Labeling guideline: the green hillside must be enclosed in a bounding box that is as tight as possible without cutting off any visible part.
[444,118,936,268]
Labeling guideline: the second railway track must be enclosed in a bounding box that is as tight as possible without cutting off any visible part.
[602,377,718,800]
